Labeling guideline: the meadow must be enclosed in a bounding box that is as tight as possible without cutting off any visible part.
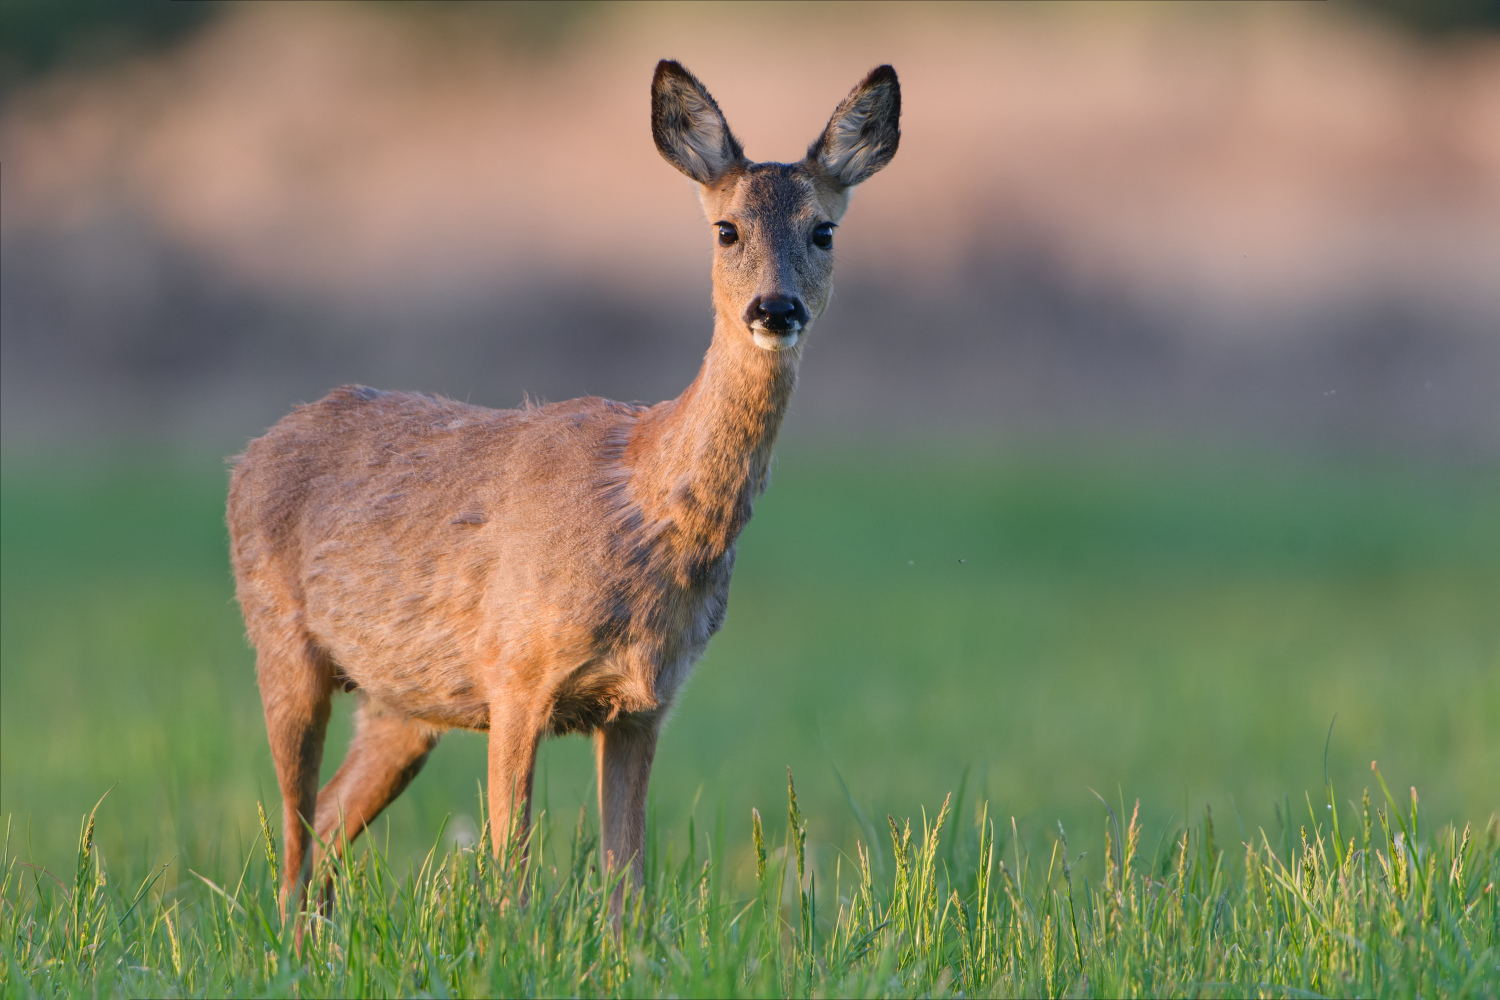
[2,445,1497,996]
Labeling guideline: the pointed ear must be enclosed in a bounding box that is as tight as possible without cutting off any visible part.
[651,60,745,186]
[808,65,900,188]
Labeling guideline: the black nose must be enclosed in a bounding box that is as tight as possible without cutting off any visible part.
[749,296,807,331]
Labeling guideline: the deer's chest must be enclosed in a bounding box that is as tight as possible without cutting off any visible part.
[557,543,736,725]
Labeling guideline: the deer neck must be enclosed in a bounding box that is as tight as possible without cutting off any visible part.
[625,315,799,576]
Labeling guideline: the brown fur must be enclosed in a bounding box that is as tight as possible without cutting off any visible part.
[227,60,899,928]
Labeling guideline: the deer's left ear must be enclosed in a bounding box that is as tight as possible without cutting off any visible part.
[808,65,900,188]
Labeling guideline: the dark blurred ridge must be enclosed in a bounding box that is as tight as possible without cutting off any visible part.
[1354,0,1500,38]
[4,0,1497,89]
[0,0,221,88]
[4,213,1495,456]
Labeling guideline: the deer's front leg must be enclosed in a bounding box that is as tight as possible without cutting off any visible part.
[487,697,542,869]
[595,715,659,917]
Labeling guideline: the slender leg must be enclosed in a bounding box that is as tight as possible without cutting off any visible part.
[314,696,441,865]
[256,635,334,928]
[595,714,660,918]
[487,698,543,870]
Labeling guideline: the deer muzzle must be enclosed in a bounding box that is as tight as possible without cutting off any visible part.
[746,295,808,351]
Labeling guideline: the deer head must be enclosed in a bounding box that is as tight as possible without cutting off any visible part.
[651,60,900,352]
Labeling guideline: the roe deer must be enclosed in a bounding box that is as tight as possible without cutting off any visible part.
[227,60,900,924]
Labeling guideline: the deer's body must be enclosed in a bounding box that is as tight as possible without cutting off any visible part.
[228,61,899,927]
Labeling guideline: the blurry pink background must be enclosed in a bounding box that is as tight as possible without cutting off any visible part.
[4,1,1498,452]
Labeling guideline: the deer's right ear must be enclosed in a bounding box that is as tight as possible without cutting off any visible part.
[652,60,745,186]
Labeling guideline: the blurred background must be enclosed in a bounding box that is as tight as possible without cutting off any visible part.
[2,1,1497,887]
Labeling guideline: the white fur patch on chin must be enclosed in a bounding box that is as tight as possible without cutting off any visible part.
[752,329,801,351]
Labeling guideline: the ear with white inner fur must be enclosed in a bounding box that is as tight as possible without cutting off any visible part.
[652,60,746,186]
[808,65,901,188]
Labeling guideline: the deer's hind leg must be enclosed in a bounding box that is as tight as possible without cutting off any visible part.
[255,631,335,924]
[314,696,441,862]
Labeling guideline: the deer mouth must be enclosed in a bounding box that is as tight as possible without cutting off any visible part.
[750,325,801,351]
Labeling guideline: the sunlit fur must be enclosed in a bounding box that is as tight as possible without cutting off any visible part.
[227,60,899,935]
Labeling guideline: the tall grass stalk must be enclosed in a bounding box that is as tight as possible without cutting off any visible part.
[3,771,1496,998]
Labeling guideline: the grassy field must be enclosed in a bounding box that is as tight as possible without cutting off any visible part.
[4,767,1497,996]
[2,445,1498,995]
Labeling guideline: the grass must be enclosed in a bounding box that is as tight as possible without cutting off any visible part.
[3,770,1496,996]
[2,444,1498,995]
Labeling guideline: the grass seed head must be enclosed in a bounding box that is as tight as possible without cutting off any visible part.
[256,801,279,889]
[751,807,766,894]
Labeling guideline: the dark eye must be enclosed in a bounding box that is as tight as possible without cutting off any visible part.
[812,222,835,250]
[717,222,738,246]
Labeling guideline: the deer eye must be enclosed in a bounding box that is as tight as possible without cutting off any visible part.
[812,222,835,250]
[717,222,739,246]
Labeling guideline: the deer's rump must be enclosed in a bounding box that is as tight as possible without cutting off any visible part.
[227,385,661,730]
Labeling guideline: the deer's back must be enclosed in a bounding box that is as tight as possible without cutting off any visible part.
[227,385,674,729]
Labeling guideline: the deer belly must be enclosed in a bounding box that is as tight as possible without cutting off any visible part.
[312,597,502,731]
[328,644,491,730]
[304,576,494,729]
